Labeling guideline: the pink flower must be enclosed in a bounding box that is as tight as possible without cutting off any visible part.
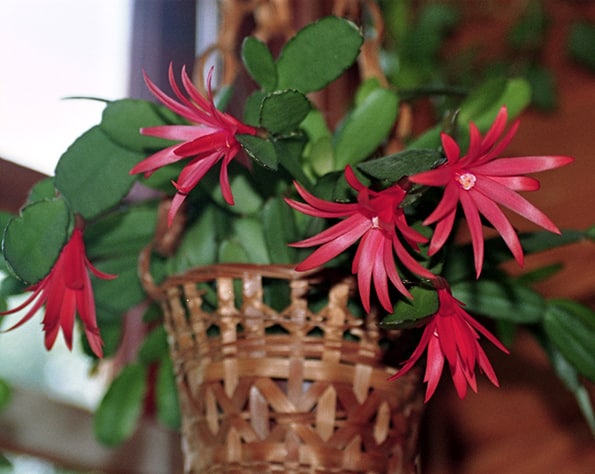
[409,106,573,277]
[286,166,434,313]
[130,65,257,225]
[1,228,116,358]
[389,281,509,401]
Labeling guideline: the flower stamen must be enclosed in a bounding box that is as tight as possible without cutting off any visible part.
[455,172,477,190]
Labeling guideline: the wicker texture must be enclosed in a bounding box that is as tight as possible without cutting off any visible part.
[154,263,424,474]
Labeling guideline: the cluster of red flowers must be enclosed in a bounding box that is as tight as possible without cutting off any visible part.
[287,107,571,399]
[2,68,572,401]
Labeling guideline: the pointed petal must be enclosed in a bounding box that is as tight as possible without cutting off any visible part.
[143,70,199,124]
[483,119,519,160]
[470,190,524,266]
[474,177,560,233]
[218,151,235,205]
[459,191,485,277]
[428,209,457,256]
[168,192,188,226]
[441,132,461,165]
[173,132,227,157]
[288,182,359,217]
[465,123,483,159]
[344,165,366,192]
[463,312,510,354]
[476,155,574,175]
[383,238,412,299]
[409,166,453,187]
[392,234,435,280]
[449,358,471,399]
[57,290,76,350]
[291,215,368,248]
[389,322,434,381]
[477,345,500,387]
[423,181,460,225]
[141,125,212,142]
[489,175,540,191]
[424,335,446,401]
[174,151,220,193]
[293,218,370,270]
[130,145,184,175]
[355,230,383,311]
[479,106,508,152]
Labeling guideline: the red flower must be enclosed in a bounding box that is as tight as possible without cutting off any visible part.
[130,65,257,225]
[389,281,509,401]
[409,106,573,277]
[286,166,434,313]
[1,228,116,358]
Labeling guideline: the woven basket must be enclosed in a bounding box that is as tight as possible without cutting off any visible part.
[142,255,424,473]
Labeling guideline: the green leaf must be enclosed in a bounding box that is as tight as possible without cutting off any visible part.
[508,1,547,51]
[210,170,264,216]
[568,21,595,72]
[233,217,270,264]
[357,149,443,182]
[243,90,267,127]
[260,90,310,135]
[380,285,439,328]
[515,263,564,286]
[335,87,399,168]
[307,137,335,176]
[237,134,278,170]
[301,108,331,143]
[241,36,277,91]
[218,239,250,263]
[54,126,144,219]
[0,378,11,412]
[166,205,219,275]
[548,345,595,436]
[273,134,312,189]
[544,299,595,381]
[84,202,158,260]
[156,356,181,430]
[518,229,588,255]
[26,177,56,203]
[94,362,147,446]
[445,229,588,281]
[138,326,169,364]
[451,279,545,323]
[2,198,71,284]
[458,77,531,131]
[525,64,557,111]
[91,255,144,317]
[100,99,184,152]
[277,16,363,93]
[262,197,297,264]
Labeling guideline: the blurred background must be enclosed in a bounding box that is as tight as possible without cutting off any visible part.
[0,1,593,472]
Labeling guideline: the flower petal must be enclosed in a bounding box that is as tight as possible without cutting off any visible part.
[474,177,560,233]
[470,190,524,266]
[476,155,574,175]
[459,191,485,278]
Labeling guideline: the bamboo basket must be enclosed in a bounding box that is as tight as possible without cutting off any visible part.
[142,253,424,473]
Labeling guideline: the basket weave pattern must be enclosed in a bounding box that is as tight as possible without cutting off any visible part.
[159,264,424,473]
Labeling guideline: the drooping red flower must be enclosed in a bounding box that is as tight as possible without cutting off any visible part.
[409,106,573,277]
[130,64,257,225]
[0,228,116,358]
[389,280,509,401]
[285,166,435,313]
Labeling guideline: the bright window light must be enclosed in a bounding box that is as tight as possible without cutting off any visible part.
[0,0,134,175]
